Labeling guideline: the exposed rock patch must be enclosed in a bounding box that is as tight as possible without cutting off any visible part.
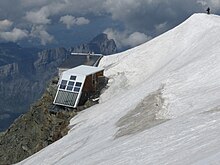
[115,89,168,139]
[203,106,220,114]
[0,75,108,164]
[0,45,68,131]
[0,81,76,165]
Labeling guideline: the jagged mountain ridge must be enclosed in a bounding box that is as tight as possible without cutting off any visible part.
[18,14,220,164]
[70,33,117,55]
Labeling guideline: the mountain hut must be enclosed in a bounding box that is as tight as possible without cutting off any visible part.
[53,65,104,108]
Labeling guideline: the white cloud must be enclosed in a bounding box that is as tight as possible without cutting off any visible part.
[0,28,28,42]
[104,28,151,49]
[24,2,67,24]
[30,25,54,45]
[60,15,90,29]
[104,0,142,20]
[76,17,90,25]
[125,32,152,47]
[155,22,168,34]
[25,7,51,24]
[0,20,13,31]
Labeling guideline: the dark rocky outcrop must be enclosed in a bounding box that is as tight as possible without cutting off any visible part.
[0,74,108,164]
[0,44,69,131]
[0,80,77,165]
[70,33,117,55]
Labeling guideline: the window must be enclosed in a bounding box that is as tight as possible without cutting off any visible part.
[67,86,74,91]
[70,75,76,80]
[61,80,67,85]
[74,87,80,92]
[60,85,66,89]
[66,81,75,91]
[75,82,82,87]
[68,81,75,86]
[60,80,67,89]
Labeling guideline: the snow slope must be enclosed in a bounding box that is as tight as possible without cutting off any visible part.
[18,13,220,165]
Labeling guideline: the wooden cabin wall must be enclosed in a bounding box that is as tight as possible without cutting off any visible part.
[83,75,93,92]
[78,70,104,105]
[82,70,104,92]
[95,71,104,77]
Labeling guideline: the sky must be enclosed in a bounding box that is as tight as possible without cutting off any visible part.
[0,0,220,50]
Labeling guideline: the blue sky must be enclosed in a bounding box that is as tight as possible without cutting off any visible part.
[0,0,219,50]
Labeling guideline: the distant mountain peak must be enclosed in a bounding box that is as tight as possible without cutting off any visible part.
[70,33,117,55]
[90,33,108,43]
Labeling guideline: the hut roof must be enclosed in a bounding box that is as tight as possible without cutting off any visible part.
[59,54,103,69]
[63,65,104,76]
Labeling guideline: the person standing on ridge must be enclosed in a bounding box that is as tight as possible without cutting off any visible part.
[206,7,210,14]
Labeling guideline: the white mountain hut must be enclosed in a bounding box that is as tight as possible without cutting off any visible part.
[53,65,104,108]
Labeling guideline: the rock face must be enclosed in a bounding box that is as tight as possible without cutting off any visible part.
[0,80,77,165]
[70,33,117,55]
[0,74,108,164]
[0,44,68,131]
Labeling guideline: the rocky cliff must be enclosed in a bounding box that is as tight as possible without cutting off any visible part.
[0,45,68,131]
[0,74,108,164]
[0,80,77,165]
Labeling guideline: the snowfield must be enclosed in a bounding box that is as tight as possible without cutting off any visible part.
[18,13,220,165]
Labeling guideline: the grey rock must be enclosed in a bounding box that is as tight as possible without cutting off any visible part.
[0,45,68,131]
[70,33,117,55]
[0,80,77,164]
[115,88,169,139]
